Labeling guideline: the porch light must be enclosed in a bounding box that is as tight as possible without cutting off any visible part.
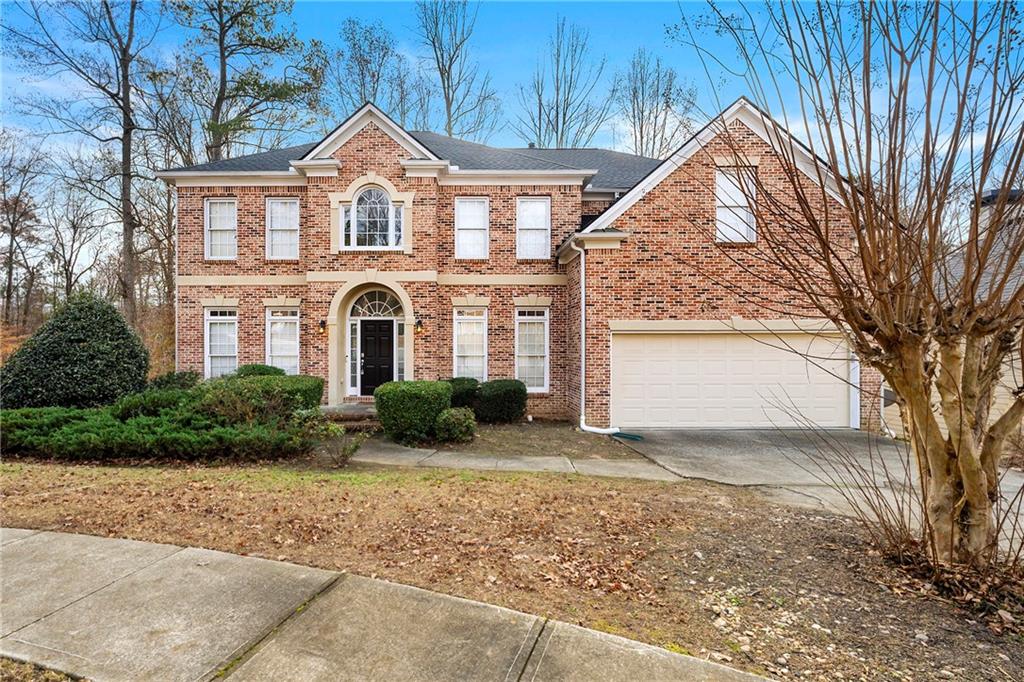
[318,319,327,334]
[415,318,424,334]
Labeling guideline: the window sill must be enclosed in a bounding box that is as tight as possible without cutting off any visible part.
[714,240,757,247]
[516,257,553,262]
[204,257,237,262]
[455,256,489,261]
[265,258,300,262]
[339,247,405,253]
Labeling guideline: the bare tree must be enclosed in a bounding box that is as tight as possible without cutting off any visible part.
[679,1,1024,568]
[43,186,111,301]
[167,0,326,162]
[389,58,434,131]
[513,17,614,148]
[5,0,161,326]
[614,48,696,158]
[415,0,498,140]
[0,132,46,325]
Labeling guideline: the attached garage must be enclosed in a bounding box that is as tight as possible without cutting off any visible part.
[611,330,856,429]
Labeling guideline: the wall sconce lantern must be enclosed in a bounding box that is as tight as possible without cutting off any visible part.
[414,319,424,334]
[318,320,327,335]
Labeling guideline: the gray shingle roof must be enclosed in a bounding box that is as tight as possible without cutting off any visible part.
[164,131,660,191]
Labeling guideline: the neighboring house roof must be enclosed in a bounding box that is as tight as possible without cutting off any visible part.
[160,103,658,191]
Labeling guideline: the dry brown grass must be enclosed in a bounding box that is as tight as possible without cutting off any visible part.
[3,460,1022,680]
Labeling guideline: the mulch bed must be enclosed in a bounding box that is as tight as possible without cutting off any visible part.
[2,460,1021,681]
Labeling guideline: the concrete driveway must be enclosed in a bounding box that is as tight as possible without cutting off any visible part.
[625,429,1024,518]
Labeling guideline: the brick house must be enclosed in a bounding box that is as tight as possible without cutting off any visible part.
[159,100,881,431]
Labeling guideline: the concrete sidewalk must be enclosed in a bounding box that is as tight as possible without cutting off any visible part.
[1,529,762,682]
[352,437,682,481]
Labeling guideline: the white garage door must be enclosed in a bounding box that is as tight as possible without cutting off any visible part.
[611,333,853,428]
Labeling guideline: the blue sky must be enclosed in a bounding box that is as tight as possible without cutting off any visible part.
[3,0,750,149]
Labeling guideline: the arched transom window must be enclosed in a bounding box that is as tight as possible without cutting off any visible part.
[343,187,403,248]
[350,290,403,318]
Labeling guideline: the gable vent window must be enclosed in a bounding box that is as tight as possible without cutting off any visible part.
[715,166,757,243]
[343,187,403,249]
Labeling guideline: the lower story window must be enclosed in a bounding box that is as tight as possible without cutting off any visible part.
[266,308,299,375]
[515,308,549,392]
[205,308,238,378]
[453,307,487,381]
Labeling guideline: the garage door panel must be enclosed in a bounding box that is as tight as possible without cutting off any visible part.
[611,332,851,428]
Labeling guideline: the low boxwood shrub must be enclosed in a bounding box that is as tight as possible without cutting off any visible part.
[111,389,199,420]
[474,379,528,424]
[198,375,324,423]
[1,293,149,408]
[234,364,286,378]
[374,380,452,445]
[445,377,480,409]
[435,407,476,443]
[238,375,324,410]
[148,370,201,391]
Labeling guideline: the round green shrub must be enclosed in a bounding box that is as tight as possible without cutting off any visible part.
[148,370,201,391]
[445,377,480,408]
[374,380,452,445]
[474,379,528,424]
[234,364,286,377]
[435,407,476,443]
[0,293,149,408]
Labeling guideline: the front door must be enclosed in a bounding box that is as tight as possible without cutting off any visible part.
[359,320,394,396]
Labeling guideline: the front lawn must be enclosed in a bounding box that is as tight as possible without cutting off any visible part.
[3,461,1020,680]
[436,421,639,459]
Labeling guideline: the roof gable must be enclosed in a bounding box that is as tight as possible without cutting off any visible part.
[303,102,439,161]
[582,98,843,233]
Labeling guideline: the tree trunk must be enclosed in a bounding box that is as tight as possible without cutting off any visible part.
[4,227,15,324]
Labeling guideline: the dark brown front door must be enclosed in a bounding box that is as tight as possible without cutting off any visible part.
[360,320,394,396]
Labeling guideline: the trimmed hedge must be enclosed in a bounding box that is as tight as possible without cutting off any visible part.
[474,379,528,424]
[445,377,480,409]
[435,407,476,443]
[1,374,331,462]
[234,364,286,377]
[1,293,149,408]
[374,380,452,445]
[148,370,201,391]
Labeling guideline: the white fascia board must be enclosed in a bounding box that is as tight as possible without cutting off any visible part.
[156,171,304,187]
[304,103,439,161]
[439,169,597,186]
[582,99,843,234]
[290,159,341,177]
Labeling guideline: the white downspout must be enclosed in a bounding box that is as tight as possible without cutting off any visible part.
[571,239,620,435]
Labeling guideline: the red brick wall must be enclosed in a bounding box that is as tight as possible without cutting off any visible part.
[575,120,882,429]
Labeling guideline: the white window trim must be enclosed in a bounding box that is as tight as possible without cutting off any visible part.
[516,196,552,260]
[265,197,300,261]
[204,198,238,260]
[204,308,238,379]
[264,307,300,375]
[342,187,405,251]
[515,307,550,393]
[454,196,490,260]
[452,307,488,381]
[715,166,757,243]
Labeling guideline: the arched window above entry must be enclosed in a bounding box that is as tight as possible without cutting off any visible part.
[343,187,403,249]
[350,290,404,318]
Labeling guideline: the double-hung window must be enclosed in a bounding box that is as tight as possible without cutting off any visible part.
[266,308,299,375]
[266,198,300,260]
[515,308,549,392]
[454,197,489,259]
[205,198,237,259]
[516,197,551,259]
[453,307,487,381]
[343,187,403,248]
[715,166,757,243]
[205,309,238,378]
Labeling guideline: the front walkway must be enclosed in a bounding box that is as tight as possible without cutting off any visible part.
[1,529,762,681]
[352,437,682,481]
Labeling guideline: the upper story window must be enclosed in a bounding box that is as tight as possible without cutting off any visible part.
[715,166,757,243]
[343,187,403,249]
[516,197,551,259]
[205,198,237,260]
[455,197,489,259]
[266,198,299,260]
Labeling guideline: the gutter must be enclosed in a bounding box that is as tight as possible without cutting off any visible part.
[570,239,620,435]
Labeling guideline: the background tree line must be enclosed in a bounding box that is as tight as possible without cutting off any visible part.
[1,0,693,370]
